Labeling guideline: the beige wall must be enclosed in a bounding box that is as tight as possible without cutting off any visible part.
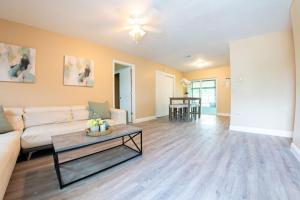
[0,19,184,119]
[183,66,231,114]
[230,31,295,134]
[291,0,300,146]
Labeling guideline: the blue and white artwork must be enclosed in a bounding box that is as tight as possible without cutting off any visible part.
[0,42,36,83]
[64,55,94,87]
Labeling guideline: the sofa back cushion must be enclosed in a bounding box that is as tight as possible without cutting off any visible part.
[23,106,72,128]
[71,105,89,121]
[3,107,24,132]
[0,106,13,134]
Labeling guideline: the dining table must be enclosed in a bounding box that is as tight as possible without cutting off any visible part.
[169,97,201,120]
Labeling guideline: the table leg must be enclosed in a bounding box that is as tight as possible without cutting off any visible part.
[140,131,143,154]
[53,151,63,189]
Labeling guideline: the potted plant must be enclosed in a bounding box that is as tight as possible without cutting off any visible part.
[87,119,100,132]
[87,119,109,132]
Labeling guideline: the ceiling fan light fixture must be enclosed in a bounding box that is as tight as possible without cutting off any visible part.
[129,25,146,43]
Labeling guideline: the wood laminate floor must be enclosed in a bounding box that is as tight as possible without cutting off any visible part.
[4,116,300,200]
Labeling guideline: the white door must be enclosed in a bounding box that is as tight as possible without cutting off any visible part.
[118,67,132,122]
[156,71,175,117]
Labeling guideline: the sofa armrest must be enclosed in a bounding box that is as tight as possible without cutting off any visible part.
[110,108,127,124]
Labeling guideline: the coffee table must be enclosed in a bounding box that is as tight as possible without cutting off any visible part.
[51,124,142,189]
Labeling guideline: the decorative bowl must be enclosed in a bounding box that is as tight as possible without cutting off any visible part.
[86,127,112,137]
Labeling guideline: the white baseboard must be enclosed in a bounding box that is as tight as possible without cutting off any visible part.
[217,113,231,117]
[133,116,157,123]
[229,125,292,138]
[291,143,300,163]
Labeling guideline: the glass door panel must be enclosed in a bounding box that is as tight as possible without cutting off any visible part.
[188,80,216,115]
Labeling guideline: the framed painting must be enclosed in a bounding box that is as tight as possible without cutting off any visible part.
[0,42,36,83]
[64,55,94,87]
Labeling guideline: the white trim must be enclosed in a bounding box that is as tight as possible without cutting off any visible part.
[155,70,176,117]
[229,125,292,138]
[291,143,300,163]
[112,60,136,122]
[217,113,231,117]
[133,116,157,123]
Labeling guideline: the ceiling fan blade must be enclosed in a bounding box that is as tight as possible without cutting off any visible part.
[143,25,161,33]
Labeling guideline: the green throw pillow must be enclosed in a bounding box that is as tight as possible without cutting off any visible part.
[88,101,111,119]
[0,105,13,134]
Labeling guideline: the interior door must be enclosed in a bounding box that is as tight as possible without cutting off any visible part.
[114,73,120,109]
[156,72,174,117]
[118,67,132,122]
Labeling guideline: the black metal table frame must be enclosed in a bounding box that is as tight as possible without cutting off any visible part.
[53,130,143,189]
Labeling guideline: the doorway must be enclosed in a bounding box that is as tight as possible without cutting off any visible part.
[114,73,120,109]
[113,60,135,123]
[188,79,217,115]
[156,71,175,117]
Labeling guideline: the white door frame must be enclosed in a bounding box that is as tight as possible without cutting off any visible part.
[112,60,136,122]
[155,70,176,117]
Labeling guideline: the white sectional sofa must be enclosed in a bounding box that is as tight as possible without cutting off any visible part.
[0,105,126,199]
[0,108,24,200]
[21,105,127,153]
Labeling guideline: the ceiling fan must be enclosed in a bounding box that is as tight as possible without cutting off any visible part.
[121,10,161,43]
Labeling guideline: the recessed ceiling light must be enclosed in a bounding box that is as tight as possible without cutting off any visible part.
[191,58,210,68]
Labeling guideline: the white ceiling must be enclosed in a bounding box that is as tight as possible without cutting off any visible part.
[0,0,292,71]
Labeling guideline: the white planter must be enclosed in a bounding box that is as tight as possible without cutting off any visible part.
[100,124,106,132]
[90,126,99,132]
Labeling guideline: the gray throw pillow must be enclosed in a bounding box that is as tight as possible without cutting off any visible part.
[0,105,13,134]
[88,101,111,119]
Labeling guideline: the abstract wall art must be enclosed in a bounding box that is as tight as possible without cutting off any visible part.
[0,42,36,83]
[63,55,94,87]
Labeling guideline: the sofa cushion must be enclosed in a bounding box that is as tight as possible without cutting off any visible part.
[23,106,72,128]
[21,119,121,149]
[104,119,120,126]
[88,101,111,119]
[3,107,24,116]
[4,107,24,132]
[25,106,71,113]
[21,120,87,149]
[0,106,13,134]
[110,108,127,125]
[71,105,89,121]
[6,115,24,132]
[0,131,21,200]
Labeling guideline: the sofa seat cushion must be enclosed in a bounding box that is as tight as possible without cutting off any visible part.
[21,120,87,149]
[0,131,21,200]
[21,119,121,149]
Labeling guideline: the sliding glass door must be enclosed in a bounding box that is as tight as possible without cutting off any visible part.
[188,79,216,115]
